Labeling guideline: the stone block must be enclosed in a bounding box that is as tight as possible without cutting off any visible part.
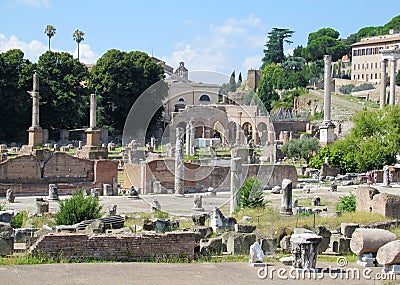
[340,223,359,238]
[0,211,15,224]
[191,226,213,242]
[226,232,256,255]
[234,224,256,233]
[329,233,351,254]
[192,213,208,226]
[280,235,292,252]
[0,222,13,256]
[315,225,331,254]
[200,237,224,256]
[261,238,277,254]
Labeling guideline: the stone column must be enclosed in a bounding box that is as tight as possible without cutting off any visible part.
[32,72,40,128]
[389,58,397,106]
[174,127,185,196]
[280,179,293,215]
[380,59,387,108]
[186,121,193,156]
[323,55,332,122]
[89,93,97,128]
[28,72,43,148]
[383,165,391,187]
[230,157,242,214]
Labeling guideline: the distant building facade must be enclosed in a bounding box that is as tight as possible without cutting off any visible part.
[351,30,400,83]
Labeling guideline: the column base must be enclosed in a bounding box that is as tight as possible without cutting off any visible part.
[28,126,43,148]
[76,146,108,160]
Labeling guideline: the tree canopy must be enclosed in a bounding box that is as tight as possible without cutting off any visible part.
[37,51,89,131]
[89,50,165,135]
[309,106,400,173]
[262,28,294,67]
[0,49,33,142]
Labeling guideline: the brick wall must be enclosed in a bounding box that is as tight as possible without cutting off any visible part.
[0,155,41,183]
[29,232,195,261]
[44,152,93,178]
[94,160,118,185]
[124,159,298,192]
[356,186,400,219]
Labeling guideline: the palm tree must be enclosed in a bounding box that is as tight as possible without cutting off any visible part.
[73,29,85,61]
[44,25,56,51]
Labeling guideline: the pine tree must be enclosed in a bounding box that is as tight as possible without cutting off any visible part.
[229,71,236,92]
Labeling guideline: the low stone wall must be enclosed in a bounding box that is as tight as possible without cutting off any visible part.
[356,186,400,219]
[29,232,195,261]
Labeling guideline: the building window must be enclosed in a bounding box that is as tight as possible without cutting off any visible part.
[375,73,377,79]
[362,64,364,69]
[353,50,357,56]
[375,62,378,68]
[199,94,211,102]
[366,63,368,69]
[362,49,365,55]
[354,64,356,70]
[358,74,360,80]
[358,64,360,70]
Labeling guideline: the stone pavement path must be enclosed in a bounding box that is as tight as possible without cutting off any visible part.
[0,262,396,285]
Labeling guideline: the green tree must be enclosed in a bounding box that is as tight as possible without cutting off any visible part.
[262,28,294,67]
[238,177,265,209]
[0,49,33,142]
[37,51,89,131]
[89,49,165,135]
[237,72,242,89]
[73,29,85,61]
[396,71,400,86]
[256,63,281,112]
[229,71,236,92]
[282,137,320,163]
[309,106,400,173]
[44,25,56,51]
[55,190,102,225]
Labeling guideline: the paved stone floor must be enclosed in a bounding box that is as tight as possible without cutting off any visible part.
[0,261,397,285]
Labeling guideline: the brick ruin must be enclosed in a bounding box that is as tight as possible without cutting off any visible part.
[124,159,298,194]
[356,186,400,219]
[0,151,118,196]
[29,232,195,261]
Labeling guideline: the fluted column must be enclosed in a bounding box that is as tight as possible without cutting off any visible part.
[174,127,185,196]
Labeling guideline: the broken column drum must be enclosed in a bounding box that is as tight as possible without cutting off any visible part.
[174,127,185,196]
[230,157,242,214]
[291,233,322,270]
[5,189,14,203]
[48,184,59,200]
[280,179,293,215]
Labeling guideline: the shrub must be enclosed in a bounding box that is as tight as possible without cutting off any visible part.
[11,211,28,228]
[55,189,102,225]
[336,193,356,213]
[238,177,265,209]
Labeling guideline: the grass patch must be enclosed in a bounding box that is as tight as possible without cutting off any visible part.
[233,206,391,236]
[0,254,57,265]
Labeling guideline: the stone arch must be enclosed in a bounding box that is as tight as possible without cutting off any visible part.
[242,122,253,144]
[213,121,226,143]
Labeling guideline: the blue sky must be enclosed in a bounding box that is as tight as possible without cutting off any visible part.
[0,0,398,77]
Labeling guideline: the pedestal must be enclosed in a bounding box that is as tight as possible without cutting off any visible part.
[86,128,100,146]
[28,126,43,148]
[319,121,335,146]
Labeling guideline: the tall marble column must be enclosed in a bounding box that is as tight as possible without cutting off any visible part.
[32,72,40,128]
[89,93,97,128]
[380,59,387,109]
[319,55,335,146]
[230,157,242,214]
[323,55,332,122]
[28,72,43,147]
[174,127,185,196]
[389,58,397,106]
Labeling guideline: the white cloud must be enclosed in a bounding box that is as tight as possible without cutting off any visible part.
[0,34,47,62]
[14,0,50,8]
[164,14,268,74]
[284,48,294,56]
[242,55,262,71]
[72,43,100,64]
